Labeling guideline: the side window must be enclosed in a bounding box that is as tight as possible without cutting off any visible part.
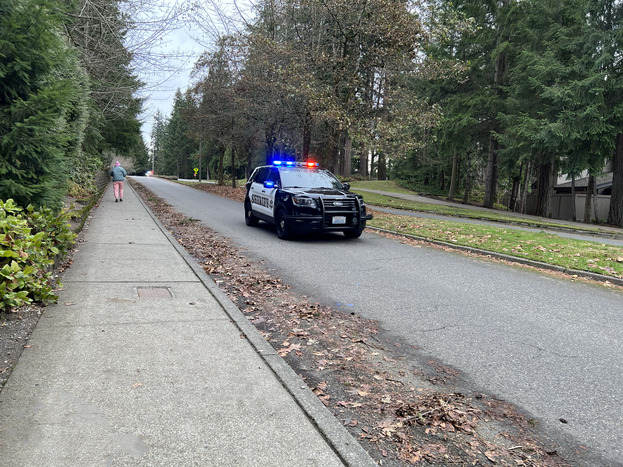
[254,167,268,184]
[266,168,279,186]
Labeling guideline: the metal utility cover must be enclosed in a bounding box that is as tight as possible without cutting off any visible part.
[137,287,172,298]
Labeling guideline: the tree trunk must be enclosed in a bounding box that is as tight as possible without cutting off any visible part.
[359,146,368,178]
[535,158,553,217]
[378,153,387,180]
[462,151,472,204]
[265,128,276,165]
[344,134,352,176]
[327,129,338,173]
[592,175,599,224]
[484,135,498,208]
[448,149,459,201]
[570,175,576,221]
[484,25,506,208]
[302,110,312,160]
[246,146,253,179]
[335,132,344,176]
[198,141,202,182]
[520,160,531,213]
[510,175,519,212]
[231,147,236,188]
[583,175,595,223]
[218,145,225,185]
[205,142,210,181]
[607,132,623,226]
[510,161,522,212]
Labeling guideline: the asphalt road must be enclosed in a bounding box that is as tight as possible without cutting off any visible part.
[134,177,623,466]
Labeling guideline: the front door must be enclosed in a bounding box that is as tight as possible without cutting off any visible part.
[249,167,279,218]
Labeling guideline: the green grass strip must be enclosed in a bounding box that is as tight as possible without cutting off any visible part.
[369,211,623,279]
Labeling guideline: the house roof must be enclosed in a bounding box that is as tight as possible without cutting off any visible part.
[555,172,613,189]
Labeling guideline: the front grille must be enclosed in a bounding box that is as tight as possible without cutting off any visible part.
[323,198,357,212]
[321,197,359,228]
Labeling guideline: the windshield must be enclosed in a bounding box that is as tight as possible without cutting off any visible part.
[279,168,344,189]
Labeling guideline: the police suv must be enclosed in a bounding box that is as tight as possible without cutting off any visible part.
[244,161,372,239]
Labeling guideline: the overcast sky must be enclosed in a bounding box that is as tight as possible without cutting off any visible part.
[134,0,255,146]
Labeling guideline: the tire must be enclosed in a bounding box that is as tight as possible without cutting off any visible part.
[245,200,259,226]
[343,221,366,239]
[275,207,292,240]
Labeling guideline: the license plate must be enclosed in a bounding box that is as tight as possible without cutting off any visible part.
[332,216,346,225]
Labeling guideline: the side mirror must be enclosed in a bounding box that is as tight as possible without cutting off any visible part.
[342,182,351,191]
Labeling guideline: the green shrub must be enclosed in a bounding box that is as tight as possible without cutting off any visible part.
[0,199,76,312]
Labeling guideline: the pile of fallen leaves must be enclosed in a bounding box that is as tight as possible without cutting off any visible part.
[179,181,247,203]
[132,179,572,466]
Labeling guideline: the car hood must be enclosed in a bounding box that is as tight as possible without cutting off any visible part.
[289,187,353,196]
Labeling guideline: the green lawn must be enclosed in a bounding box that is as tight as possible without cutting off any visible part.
[369,210,623,279]
[349,180,415,194]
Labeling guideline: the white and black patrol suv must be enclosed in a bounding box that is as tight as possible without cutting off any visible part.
[244,161,372,239]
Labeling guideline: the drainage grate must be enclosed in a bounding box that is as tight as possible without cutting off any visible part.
[137,287,172,298]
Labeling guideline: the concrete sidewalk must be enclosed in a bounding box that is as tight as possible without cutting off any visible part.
[0,183,375,466]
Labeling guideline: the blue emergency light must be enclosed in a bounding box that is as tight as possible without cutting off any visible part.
[272,160,319,168]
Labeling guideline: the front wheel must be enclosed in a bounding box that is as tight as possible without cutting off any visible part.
[343,222,366,239]
[275,207,292,240]
[245,200,259,226]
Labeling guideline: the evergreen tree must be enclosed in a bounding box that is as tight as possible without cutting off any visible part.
[158,90,197,178]
[501,0,620,220]
[589,0,623,227]
[0,0,84,209]
[151,111,167,175]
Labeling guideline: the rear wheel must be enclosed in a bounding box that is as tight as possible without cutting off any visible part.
[275,207,292,239]
[245,200,259,226]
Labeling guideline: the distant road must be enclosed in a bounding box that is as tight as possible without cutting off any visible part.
[134,177,623,465]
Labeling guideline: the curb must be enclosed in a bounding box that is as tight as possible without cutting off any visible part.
[369,226,623,287]
[131,183,377,467]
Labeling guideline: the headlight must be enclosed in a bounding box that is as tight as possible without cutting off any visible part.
[292,196,316,207]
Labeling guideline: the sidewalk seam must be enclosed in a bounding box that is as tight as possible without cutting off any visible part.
[131,183,377,467]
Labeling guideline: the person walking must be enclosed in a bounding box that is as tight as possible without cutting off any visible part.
[110,161,127,202]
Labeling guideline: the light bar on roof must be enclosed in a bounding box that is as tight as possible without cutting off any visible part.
[272,161,319,168]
